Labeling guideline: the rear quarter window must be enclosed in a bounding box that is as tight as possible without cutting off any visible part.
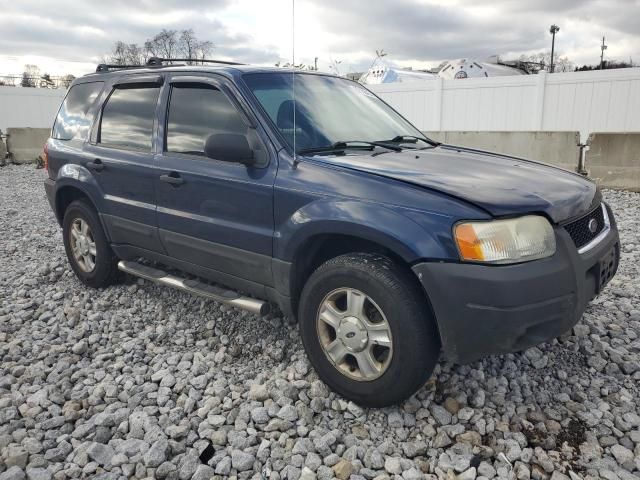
[52,82,104,141]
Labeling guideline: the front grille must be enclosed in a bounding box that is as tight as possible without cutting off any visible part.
[564,204,605,249]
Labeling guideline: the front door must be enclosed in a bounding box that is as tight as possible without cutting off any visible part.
[154,73,276,291]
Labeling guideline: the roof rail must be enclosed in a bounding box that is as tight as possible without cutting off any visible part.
[146,57,245,66]
[95,63,146,73]
[95,57,244,73]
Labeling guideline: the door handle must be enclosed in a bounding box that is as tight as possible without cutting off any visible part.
[160,172,184,186]
[86,159,104,172]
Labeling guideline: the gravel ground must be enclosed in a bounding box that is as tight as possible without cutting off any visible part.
[0,164,639,480]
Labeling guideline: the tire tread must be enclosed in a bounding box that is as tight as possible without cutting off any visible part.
[62,199,120,288]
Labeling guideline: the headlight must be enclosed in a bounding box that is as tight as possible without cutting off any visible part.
[454,216,556,264]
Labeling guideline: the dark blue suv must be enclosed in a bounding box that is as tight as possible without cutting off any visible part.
[44,59,620,406]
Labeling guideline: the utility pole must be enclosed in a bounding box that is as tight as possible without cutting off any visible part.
[600,36,607,69]
[549,24,560,73]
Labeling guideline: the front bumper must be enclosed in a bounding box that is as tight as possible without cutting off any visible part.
[413,204,620,364]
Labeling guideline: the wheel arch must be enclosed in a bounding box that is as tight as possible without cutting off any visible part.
[279,229,436,322]
[54,184,111,243]
[291,233,405,300]
[55,185,96,222]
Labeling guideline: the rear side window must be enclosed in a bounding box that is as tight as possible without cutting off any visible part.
[99,86,160,151]
[52,82,103,140]
[166,84,247,155]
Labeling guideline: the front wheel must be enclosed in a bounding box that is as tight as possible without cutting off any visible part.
[298,253,441,407]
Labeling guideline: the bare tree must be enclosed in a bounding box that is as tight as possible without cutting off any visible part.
[179,29,197,63]
[275,60,319,71]
[575,60,635,71]
[40,73,55,88]
[20,73,32,87]
[519,52,573,72]
[194,39,214,63]
[107,41,146,65]
[179,29,214,64]
[60,74,76,89]
[144,29,179,60]
[111,41,128,65]
[20,65,40,87]
[106,29,215,66]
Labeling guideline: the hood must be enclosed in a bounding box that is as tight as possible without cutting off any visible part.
[312,146,597,223]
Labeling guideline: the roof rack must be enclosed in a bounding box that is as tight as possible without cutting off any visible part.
[95,64,145,73]
[145,57,245,66]
[95,57,245,73]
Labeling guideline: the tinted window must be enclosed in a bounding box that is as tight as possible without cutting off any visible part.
[166,84,247,155]
[99,86,159,151]
[52,82,103,140]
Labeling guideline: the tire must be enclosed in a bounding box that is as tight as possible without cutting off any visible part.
[62,199,120,288]
[298,253,441,407]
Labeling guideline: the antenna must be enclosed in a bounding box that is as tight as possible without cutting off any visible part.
[292,0,297,165]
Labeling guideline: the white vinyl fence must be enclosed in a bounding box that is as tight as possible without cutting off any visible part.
[368,68,640,142]
[2,69,640,141]
[0,86,66,132]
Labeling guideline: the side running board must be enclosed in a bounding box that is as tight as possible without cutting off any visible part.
[117,260,270,316]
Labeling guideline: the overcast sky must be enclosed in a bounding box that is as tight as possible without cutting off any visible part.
[0,0,638,77]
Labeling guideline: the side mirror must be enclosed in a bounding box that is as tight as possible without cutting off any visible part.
[204,133,255,165]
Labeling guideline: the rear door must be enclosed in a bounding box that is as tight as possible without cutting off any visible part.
[154,73,276,290]
[84,75,164,252]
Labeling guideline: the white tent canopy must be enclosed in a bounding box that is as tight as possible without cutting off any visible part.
[359,61,437,85]
[438,58,527,79]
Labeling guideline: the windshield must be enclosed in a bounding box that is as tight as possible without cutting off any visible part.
[242,72,425,154]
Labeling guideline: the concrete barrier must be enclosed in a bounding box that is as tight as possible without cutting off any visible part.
[423,131,580,172]
[6,128,50,164]
[0,131,7,166]
[586,133,640,191]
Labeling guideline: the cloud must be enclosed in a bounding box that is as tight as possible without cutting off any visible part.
[304,0,640,68]
[0,0,279,75]
[0,0,638,76]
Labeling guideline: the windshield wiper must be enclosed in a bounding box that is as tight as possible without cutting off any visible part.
[298,140,402,155]
[388,135,440,148]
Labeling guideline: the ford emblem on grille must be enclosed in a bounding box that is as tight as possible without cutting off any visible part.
[588,218,599,233]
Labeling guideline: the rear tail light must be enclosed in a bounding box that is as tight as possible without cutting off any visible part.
[43,142,49,172]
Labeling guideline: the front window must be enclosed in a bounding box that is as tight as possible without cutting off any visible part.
[166,83,247,156]
[243,72,424,153]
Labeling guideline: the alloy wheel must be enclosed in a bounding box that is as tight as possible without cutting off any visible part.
[69,218,97,273]
[316,287,393,381]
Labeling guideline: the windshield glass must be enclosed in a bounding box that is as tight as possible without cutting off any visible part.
[242,72,425,153]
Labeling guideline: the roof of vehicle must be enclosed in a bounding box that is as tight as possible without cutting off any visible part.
[81,63,326,80]
[75,57,346,87]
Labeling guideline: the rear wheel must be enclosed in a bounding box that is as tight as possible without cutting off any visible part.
[62,200,120,288]
[298,253,441,407]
